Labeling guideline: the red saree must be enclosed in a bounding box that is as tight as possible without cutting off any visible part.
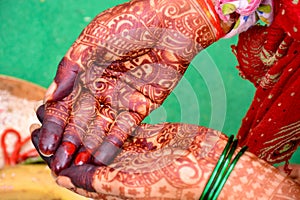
[233,0,300,168]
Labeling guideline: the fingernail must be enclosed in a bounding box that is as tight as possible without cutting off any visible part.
[51,142,77,174]
[39,149,53,157]
[30,124,41,133]
[44,81,57,103]
[56,176,75,189]
[38,121,64,157]
[74,151,91,165]
[34,100,44,112]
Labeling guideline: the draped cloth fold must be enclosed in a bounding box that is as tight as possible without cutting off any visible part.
[232,0,300,168]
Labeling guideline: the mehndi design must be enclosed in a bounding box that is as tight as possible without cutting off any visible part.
[32,123,300,199]
[31,0,300,198]
[36,0,228,174]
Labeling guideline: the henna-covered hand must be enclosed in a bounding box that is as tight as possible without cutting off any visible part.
[34,0,228,174]
[32,123,300,199]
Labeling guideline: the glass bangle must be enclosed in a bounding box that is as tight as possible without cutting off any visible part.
[199,135,248,200]
[199,135,234,199]
[211,145,248,200]
[206,139,238,200]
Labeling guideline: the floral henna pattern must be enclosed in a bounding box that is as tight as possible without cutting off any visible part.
[31,0,300,198]
[39,123,300,199]
[36,0,225,174]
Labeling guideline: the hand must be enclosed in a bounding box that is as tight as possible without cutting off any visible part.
[33,0,225,175]
[32,122,300,199]
[278,164,300,185]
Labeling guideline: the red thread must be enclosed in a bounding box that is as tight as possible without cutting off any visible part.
[1,128,39,165]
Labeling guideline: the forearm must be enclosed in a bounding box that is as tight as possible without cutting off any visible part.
[220,151,300,199]
[56,124,300,199]
[65,0,226,67]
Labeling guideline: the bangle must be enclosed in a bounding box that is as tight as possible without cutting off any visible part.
[199,135,234,199]
[199,135,248,200]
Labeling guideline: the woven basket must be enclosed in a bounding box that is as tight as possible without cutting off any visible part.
[0,75,46,100]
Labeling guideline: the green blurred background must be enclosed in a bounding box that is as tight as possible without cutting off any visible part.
[0,0,298,163]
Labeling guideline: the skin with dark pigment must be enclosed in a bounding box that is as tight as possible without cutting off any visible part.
[32,122,300,199]
[36,0,227,174]
[32,0,300,198]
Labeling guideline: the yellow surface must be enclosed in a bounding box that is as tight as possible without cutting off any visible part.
[0,164,88,200]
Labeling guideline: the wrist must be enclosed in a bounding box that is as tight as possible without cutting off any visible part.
[220,151,300,199]
[194,0,226,38]
[151,0,226,62]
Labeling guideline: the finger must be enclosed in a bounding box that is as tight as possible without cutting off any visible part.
[31,127,52,166]
[92,139,122,166]
[50,140,79,175]
[51,91,97,174]
[44,57,80,102]
[73,146,92,166]
[38,100,70,156]
[82,113,111,150]
[92,111,140,166]
[50,120,85,174]
[36,104,45,123]
[81,105,115,159]
[39,121,64,156]
[58,164,97,193]
[91,83,158,165]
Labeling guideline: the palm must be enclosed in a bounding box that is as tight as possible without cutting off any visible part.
[35,0,221,174]
[32,123,300,199]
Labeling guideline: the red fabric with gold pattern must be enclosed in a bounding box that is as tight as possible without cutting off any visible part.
[274,0,300,40]
[234,0,300,167]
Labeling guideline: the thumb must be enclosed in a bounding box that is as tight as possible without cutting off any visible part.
[44,57,80,102]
